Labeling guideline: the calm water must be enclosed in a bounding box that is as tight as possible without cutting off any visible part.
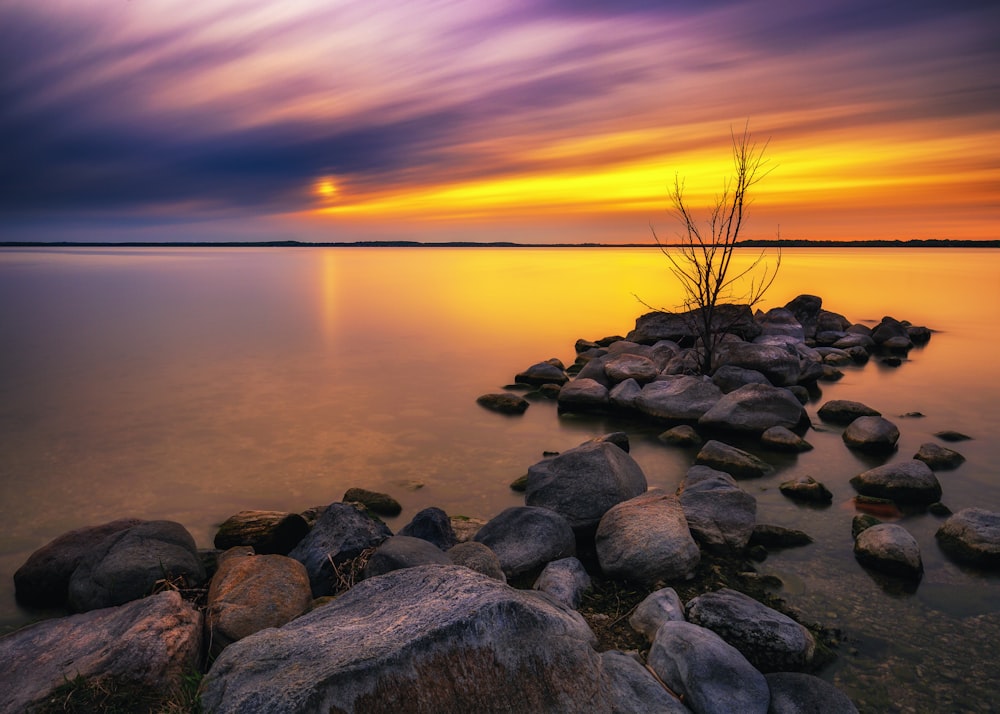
[2,246,999,711]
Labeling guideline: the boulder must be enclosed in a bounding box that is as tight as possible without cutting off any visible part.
[853,523,923,580]
[914,442,965,470]
[214,510,310,555]
[476,393,530,415]
[852,514,882,539]
[711,365,770,394]
[757,307,805,341]
[636,376,723,422]
[446,541,506,582]
[199,565,610,713]
[628,305,761,345]
[629,587,686,642]
[765,672,859,713]
[398,507,459,550]
[525,440,648,532]
[779,475,833,504]
[600,650,690,714]
[288,502,392,597]
[842,416,900,453]
[205,548,312,656]
[936,508,1000,569]
[686,588,815,673]
[595,490,700,585]
[515,361,569,386]
[473,506,576,579]
[871,317,911,347]
[0,591,201,714]
[816,309,851,334]
[532,557,591,609]
[678,466,757,553]
[760,426,812,452]
[850,460,942,505]
[574,355,613,387]
[935,430,972,442]
[343,488,402,517]
[698,383,808,435]
[749,525,813,549]
[604,353,659,384]
[67,520,206,613]
[557,378,611,412]
[363,536,451,579]
[13,518,144,608]
[713,342,801,387]
[648,620,770,714]
[609,378,643,411]
[658,424,703,447]
[817,399,881,425]
[784,294,822,338]
[695,440,773,479]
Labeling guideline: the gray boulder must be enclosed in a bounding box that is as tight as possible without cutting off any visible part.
[533,557,591,609]
[473,506,576,579]
[67,520,205,612]
[13,518,144,608]
[713,342,802,387]
[914,442,965,470]
[817,399,881,425]
[711,365,770,394]
[761,426,812,452]
[850,460,942,505]
[853,523,923,580]
[609,378,643,411]
[446,541,506,582]
[698,383,808,435]
[595,490,700,585]
[601,650,690,713]
[779,475,833,504]
[557,378,611,412]
[629,587,686,642]
[628,305,761,345]
[525,440,648,532]
[0,591,201,713]
[605,353,659,384]
[648,620,770,714]
[659,424,703,447]
[936,508,1000,569]
[398,507,459,550]
[288,502,392,597]
[199,565,610,714]
[363,536,450,579]
[842,416,900,453]
[757,307,805,341]
[636,376,723,422]
[686,588,815,673]
[515,361,569,386]
[784,294,822,338]
[678,466,757,553]
[765,672,859,713]
[696,439,773,480]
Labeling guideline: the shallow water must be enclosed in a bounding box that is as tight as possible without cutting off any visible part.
[1,246,998,711]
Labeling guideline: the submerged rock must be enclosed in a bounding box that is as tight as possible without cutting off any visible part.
[476,392,530,415]
[936,508,1000,569]
[695,439,773,479]
[779,475,833,504]
[914,442,966,470]
[854,523,923,580]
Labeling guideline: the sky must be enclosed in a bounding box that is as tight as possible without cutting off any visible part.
[1,0,998,244]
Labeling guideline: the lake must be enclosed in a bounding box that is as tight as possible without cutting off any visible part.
[1,246,999,711]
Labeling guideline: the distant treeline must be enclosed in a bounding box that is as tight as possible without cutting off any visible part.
[1,239,997,248]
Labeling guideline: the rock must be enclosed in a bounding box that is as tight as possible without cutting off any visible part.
[476,392,530,415]
[871,316,911,347]
[914,442,965,470]
[515,361,569,386]
[628,305,761,345]
[67,520,206,613]
[13,518,144,608]
[0,591,201,713]
[473,506,576,579]
[595,490,700,585]
[525,440,648,532]
[784,294,822,338]
[205,548,312,657]
[817,347,853,366]
[854,523,923,579]
[936,508,1000,569]
[533,557,591,609]
[629,587,686,642]
[557,377,611,412]
[573,355,613,387]
[398,507,459,550]
[852,514,882,538]
[713,341,802,387]
[698,383,808,435]
[658,424,703,447]
[343,488,403,517]
[199,565,610,713]
[600,650,690,713]
[605,353,659,384]
[609,378,643,411]
[288,502,392,597]
[907,325,932,344]
[363,536,451,578]
[636,376,723,422]
[587,430,632,452]
[678,465,757,553]
[449,515,486,543]
[935,430,973,442]
[509,474,528,491]
[816,309,851,334]
[765,672,859,713]
[686,588,815,673]
[749,524,813,548]
[214,510,310,555]
[779,475,833,504]
[817,399,881,425]
[842,416,900,453]
[928,502,952,516]
[696,439,773,479]
[711,365,770,394]
[648,620,770,714]
[833,333,875,351]
[757,307,805,341]
[761,426,812,452]
[850,460,942,505]
[447,541,506,582]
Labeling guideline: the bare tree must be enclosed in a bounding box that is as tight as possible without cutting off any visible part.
[650,124,781,374]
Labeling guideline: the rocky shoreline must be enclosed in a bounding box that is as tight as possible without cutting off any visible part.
[3,294,1000,713]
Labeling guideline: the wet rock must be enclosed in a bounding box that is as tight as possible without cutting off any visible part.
[749,524,813,549]
[532,557,591,609]
[363,536,450,579]
[698,383,808,435]
[696,439,773,479]
[765,672,859,713]
[449,516,486,543]
[779,475,833,504]
[658,424,703,447]
[761,425,812,452]
[557,377,611,413]
[934,430,972,442]
[601,650,689,714]
[473,506,576,579]
[446,541,506,582]
[852,514,882,539]
[343,488,402,517]
[914,442,966,470]
[398,507,458,550]
[596,490,700,585]
[476,392,530,415]
[817,399,881,425]
[629,587,686,642]
[850,460,942,505]
[678,465,757,553]
[636,376,723,422]
[936,508,1000,569]
[854,523,923,580]
[842,416,900,453]
[213,510,310,556]
[514,361,569,386]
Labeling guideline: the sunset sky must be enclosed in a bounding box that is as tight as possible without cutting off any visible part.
[1,0,998,243]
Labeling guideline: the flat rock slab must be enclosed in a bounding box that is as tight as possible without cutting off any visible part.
[936,508,1000,569]
[199,565,610,714]
[850,460,942,505]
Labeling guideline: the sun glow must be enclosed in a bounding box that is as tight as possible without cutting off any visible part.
[313,177,339,201]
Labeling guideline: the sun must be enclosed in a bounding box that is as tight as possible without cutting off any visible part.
[313,176,339,201]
